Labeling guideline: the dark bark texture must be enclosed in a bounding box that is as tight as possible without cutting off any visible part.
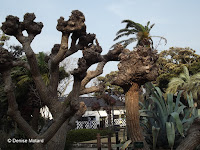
[176,117,200,150]
[0,10,124,150]
[1,9,198,150]
[126,83,150,150]
[113,46,159,150]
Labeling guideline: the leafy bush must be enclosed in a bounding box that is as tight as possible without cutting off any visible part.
[65,128,113,150]
[66,128,113,142]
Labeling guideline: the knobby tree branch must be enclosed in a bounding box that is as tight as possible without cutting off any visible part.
[1,13,50,106]
[0,10,125,148]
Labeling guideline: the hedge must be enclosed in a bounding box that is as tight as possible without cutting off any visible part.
[65,128,113,150]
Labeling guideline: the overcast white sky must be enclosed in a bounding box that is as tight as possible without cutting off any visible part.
[1,0,200,76]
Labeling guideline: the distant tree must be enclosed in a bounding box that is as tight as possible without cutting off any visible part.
[156,47,200,90]
[0,28,10,47]
[94,71,124,98]
[112,20,166,49]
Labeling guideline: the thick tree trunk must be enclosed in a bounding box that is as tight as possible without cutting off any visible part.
[176,118,200,150]
[33,143,46,150]
[125,82,150,150]
[32,121,68,150]
[45,121,68,150]
[31,108,40,132]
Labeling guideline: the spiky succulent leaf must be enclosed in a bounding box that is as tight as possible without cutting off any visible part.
[121,140,132,150]
[152,126,160,150]
[167,93,174,114]
[170,112,184,137]
[166,122,175,149]
[174,90,183,111]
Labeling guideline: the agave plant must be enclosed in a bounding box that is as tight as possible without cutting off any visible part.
[140,82,198,150]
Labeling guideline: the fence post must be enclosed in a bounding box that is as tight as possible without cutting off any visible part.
[108,132,112,150]
[116,131,119,150]
[97,133,101,150]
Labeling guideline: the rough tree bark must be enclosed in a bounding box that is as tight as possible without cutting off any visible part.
[176,117,200,150]
[0,10,124,150]
[112,46,159,150]
[1,10,197,150]
[126,83,149,150]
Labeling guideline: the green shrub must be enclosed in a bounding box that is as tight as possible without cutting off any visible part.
[66,128,113,143]
[65,128,113,150]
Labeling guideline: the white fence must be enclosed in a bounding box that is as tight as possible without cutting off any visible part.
[76,119,126,129]
[105,119,126,127]
[76,121,98,129]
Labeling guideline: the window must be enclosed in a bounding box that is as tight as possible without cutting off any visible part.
[113,115,119,119]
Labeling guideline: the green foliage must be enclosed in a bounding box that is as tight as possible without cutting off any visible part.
[112,20,154,48]
[112,20,166,49]
[140,82,198,149]
[95,71,124,96]
[157,47,200,89]
[65,129,113,150]
[66,128,113,143]
[0,29,10,47]
[166,66,200,105]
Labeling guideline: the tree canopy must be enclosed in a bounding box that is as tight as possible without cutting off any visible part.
[156,47,200,90]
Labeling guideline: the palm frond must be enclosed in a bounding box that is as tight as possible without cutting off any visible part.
[42,73,50,85]
[113,20,159,48]
[122,19,137,28]
[17,74,32,86]
[179,73,190,82]
[146,21,150,28]
[145,21,151,31]
[123,38,138,47]
[190,73,200,82]
[149,23,155,32]
[182,66,189,76]
[116,28,137,36]
[166,78,185,94]
[135,23,146,32]
[122,20,145,32]
[111,38,137,48]
[114,31,136,41]
[151,36,167,45]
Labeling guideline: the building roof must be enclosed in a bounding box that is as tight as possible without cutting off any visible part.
[59,97,125,108]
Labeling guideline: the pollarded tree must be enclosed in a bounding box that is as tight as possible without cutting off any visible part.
[112,46,159,150]
[0,10,125,150]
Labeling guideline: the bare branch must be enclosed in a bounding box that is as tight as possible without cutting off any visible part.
[80,44,124,92]
[12,60,30,70]
[1,13,51,106]
[52,33,70,65]
[81,61,106,89]
[80,85,103,95]
[52,10,87,65]
[62,76,82,109]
